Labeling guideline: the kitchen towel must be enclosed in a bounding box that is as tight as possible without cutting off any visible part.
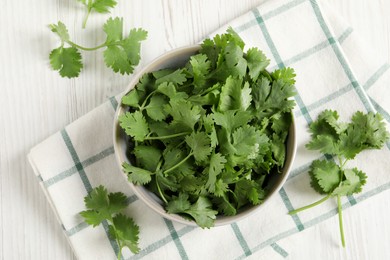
[28,0,390,259]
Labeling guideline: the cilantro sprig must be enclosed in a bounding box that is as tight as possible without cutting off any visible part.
[49,17,147,78]
[77,0,118,28]
[119,28,297,228]
[80,186,140,259]
[289,110,389,247]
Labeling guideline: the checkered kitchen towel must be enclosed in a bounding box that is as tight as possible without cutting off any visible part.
[28,0,390,259]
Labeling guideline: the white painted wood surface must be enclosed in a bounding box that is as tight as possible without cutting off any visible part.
[1,0,389,259]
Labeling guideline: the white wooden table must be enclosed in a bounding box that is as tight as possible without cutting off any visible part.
[1,0,389,259]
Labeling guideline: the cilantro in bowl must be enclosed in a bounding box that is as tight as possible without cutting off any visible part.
[118,28,296,228]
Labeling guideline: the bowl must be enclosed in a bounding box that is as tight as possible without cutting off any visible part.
[113,45,297,227]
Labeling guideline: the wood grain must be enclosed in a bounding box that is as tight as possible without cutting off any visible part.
[1,0,389,259]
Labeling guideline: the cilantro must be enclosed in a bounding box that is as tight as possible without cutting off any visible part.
[290,110,389,247]
[118,29,296,227]
[167,194,218,228]
[49,18,147,78]
[80,186,140,259]
[77,0,117,28]
[119,111,149,141]
[246,47,270,81]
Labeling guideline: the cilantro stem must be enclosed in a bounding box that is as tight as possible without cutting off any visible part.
[156,175,168,204]
[140,91,156,110]
[117,240,122,260]
[289,194,332,215]
[66,40,107,51]
[164,152,193,175]
[338,157,349,170]
[82,7,92,29]
[337,195,346,247]
[144,132,190,140]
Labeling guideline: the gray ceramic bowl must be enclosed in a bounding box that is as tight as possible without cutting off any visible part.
[113,45,297,227]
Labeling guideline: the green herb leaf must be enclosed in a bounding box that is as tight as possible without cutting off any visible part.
[119,111,149,141]
[111,213,140,254]
[185,132,212,162]
[246,47,270,81]
[332,168,367,196]
[122,162,153,185]
[49,47,83,78]
[309,159,341,194]
[49,18,147,77]
[290,110,389,248]
[80,186,140,258]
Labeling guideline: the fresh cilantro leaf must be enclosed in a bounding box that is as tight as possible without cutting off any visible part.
[122,28,148,66]
[270,133,286,166]
[122,89,140,107]
[246,47,270,81]
[133,145,162,172]
[218,76,242,111]
[156,171,180,192]
[309,159,341,194]
[78,0,118,28]
[213,110,252,133]
[215,42,247,80]
[306,135,338,155]
[213,193,237,216]
[200,38,219,70]
[91,0,117,13]
[340,112,390,158]
[271,112,293,134]
[80,186,140,258]
[235,179,264,209]
[231,126,267,163]
[332,168,367,196]
[122,162,153,185]
[167,100,201,131]
[103,18,148,75]
[218,77,252,112]
[104,45,132,74]
[145,94,169,121]
[110,213,140,254]
[103,16,123,42]
[49,47,83,78]
[214,27,245,50]
[251,77,296,119]
[162,146,188,171]
[166,193,191,214]
[189,54,211,92]
[213,179,229,197]
[155,69,187,86]
[49,21,70,41]
[185,132,212,162]
[119,111,149,141]
[185,196,218,228]
[205,153,227,193]
[157,82,188,100]
[271,67,296,85]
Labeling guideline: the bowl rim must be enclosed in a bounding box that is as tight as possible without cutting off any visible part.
[113,44,297,227]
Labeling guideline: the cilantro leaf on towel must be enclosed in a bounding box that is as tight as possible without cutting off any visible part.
[290,110,389,247]
[80,186,140,258]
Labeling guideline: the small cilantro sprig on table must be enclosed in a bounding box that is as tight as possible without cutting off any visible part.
[118,28,297,228]
[80,185,140,259]
[49,17,147,78]
[289,110,389,247]
[77,0,117,28]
